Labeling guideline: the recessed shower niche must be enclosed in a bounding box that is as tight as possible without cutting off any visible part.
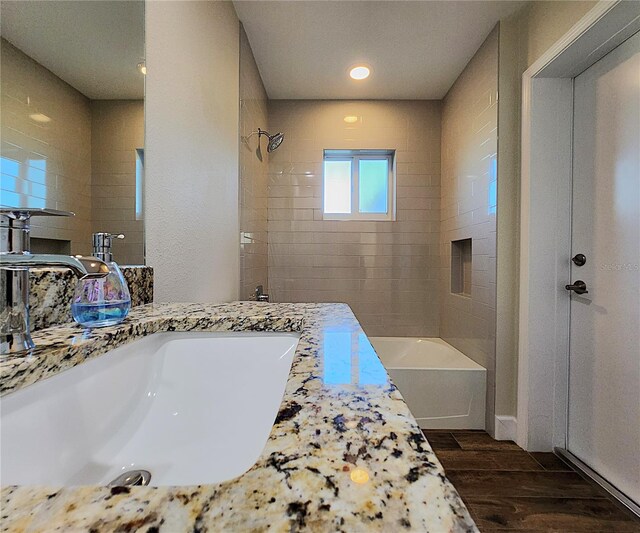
[451,238,472,297]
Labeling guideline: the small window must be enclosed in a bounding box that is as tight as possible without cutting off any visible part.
[323,150,395,221]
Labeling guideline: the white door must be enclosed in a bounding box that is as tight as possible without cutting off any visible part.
[568,31,640,505]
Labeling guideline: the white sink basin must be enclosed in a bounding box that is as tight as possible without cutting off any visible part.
[1,331,299,487]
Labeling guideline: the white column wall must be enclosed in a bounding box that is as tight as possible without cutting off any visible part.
[145,0,240,302]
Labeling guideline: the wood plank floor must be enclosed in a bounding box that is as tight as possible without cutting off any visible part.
[424,430,640,532]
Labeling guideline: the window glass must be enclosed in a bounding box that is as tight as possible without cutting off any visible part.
[359,159,388,214]
[323,160,351,213]
[322,150,394,220]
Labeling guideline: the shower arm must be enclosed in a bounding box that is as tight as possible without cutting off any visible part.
[244,128,285,153]
[244,128,268,140]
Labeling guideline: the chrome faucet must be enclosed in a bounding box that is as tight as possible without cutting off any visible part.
[1,208,110,355]
[255,284,269,302]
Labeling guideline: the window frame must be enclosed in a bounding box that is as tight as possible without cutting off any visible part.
[322,149,396,221]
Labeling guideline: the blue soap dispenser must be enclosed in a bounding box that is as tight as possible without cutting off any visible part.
[72,233,131,327]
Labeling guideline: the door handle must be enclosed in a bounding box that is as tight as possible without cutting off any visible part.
[565,280,588,294]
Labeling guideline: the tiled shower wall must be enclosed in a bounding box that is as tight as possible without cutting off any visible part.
[440,27,498,432]
[91,100,145,265]
[267,100,441,337]
[1,39,145,263]
[1,39,92,254]
[239,26,270,300]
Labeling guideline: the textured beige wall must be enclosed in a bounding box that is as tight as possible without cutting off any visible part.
[239,25,269,300]
[494,1,598,418]
[145,0,240,302]
[519,1,598,68]
[91,100,144,265]
[441,27,499,433]
[1,38,92,254]
[267,100,442,337]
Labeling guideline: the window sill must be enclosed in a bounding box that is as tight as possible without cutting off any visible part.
[322,214,395,222]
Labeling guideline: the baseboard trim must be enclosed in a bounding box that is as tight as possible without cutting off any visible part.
[494,415,517,441]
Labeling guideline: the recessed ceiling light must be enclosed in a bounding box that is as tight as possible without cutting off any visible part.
[349,65,370,80]
[344,115,359,124]
[137,61,147,75]
[29,113,51,123]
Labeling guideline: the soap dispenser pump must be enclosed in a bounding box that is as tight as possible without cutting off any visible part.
[92,232,125,263]
[71,233,131,327]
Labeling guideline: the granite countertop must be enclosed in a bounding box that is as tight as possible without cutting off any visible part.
[0,302,477,532]
[28,265,154,331]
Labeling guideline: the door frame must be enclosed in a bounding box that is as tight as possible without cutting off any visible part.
[518,0,640,452]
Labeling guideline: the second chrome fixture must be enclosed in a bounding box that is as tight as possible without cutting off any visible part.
[257,128,285,152]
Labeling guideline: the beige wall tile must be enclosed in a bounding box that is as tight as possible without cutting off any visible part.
[1,39,91,254]
[1,39,145,263]
[90,100,144,265]
[267,99,442,337]
[440,26,498,432]
[239,25,270,300]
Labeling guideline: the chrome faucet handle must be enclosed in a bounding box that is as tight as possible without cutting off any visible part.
[1,207,75,255]
[254,284,270,302]
[0,207,75,219]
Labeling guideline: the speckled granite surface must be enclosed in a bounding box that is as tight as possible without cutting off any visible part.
[121,266,154,307]
[29,265,153,331]
[0,302,478,532]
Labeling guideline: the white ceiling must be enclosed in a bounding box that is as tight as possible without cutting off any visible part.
[234,0,526,100]
[1,0,144,100]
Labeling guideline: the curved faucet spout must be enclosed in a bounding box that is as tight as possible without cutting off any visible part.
[0,254,110,279]
[1,208,112,355]
[1,255,110,355]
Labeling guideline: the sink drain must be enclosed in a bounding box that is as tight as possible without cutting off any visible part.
[108,469,151,487]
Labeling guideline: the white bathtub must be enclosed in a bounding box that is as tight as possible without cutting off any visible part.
[369,337,486,430]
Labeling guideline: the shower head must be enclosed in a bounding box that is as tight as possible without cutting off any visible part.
[257,128,285,152]
[267,132,284,152]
